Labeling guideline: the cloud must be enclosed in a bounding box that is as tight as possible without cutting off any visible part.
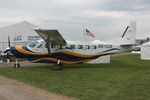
[0,0,150,41]
[101,0,150,12]
[79,10,130,18]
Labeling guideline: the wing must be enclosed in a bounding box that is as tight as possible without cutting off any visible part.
[35,29,66,54]
[35,29,66,45]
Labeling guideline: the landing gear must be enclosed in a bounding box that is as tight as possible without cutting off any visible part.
[14,58,20,68]
[14,63,20,68]
[51,60,63,71]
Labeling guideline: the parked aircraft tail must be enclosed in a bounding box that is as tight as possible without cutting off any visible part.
[121,21,136,45]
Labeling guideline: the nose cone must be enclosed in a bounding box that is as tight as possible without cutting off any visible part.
[4,47,10,53]
[10,46,29,58]
[6,47,10,51]
[10,46,24,58]
[10,46,17,55]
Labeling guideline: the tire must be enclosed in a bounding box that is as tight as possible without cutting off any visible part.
[14,63,20,68]
[59,63,63,66]
[17,63,20,68]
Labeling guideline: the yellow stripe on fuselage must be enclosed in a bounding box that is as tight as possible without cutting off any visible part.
[30,57,57,63]
[30,57,94,64]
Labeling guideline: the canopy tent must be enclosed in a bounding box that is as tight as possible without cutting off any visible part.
[0,21,41,51]
[141,41,150,60]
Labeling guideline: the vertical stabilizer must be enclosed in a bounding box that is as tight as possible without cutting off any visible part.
[121,21,136,44]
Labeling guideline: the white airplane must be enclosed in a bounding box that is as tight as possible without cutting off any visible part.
[7,22,136,68]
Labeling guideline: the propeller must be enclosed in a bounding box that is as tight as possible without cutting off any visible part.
[8,35,10,47]
[4,36,10,53]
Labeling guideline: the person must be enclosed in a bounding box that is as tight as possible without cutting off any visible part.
[0,54,3,65]
[6,52,11,66]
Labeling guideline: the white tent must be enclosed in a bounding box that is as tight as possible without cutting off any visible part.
[141,41,150,60]
[0,21,41,51]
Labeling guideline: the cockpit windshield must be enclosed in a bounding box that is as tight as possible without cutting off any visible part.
[37,44,44,48]
[28,42,38,48]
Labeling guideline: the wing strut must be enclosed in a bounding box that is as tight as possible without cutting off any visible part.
[46,35,51,55]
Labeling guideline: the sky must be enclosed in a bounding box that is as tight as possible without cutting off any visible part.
[0,0,150,41]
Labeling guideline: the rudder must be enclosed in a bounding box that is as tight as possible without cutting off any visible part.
[121,21,136,45]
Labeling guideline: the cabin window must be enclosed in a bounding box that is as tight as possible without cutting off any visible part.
[51,44,58,49]
[61,45,66,49]
[28,42,38,48]
[98,45,112,48]
[91,45,97,49]
[84,45,90,49]
[77,45,83,49]
[70,45,76,49]
[37,44,44,48]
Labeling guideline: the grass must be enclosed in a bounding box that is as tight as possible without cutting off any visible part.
[0,54,150,100]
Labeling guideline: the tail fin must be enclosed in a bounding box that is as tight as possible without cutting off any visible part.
[121,21,136,45]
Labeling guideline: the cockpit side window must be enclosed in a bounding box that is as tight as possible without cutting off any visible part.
[28,42,38,48]
[51,44,58,49]
[60,45,66,49]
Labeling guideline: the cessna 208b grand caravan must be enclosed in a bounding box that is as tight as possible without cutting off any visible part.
[7,22,136,67]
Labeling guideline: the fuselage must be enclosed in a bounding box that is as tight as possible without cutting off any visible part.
[10,40,133,64]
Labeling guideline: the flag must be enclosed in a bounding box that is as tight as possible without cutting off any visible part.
[85,29,95,38]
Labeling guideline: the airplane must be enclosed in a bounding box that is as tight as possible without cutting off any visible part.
[5,21,136,69]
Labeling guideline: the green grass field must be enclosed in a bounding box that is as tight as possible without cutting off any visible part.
[1,54,150,100]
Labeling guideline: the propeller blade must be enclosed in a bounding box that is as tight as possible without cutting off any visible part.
[8,36,10,47]
[4,36,11,53]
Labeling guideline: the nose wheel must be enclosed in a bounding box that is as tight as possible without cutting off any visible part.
[51,60,63,71]
[14,63,20,68]
[14,58,20,68]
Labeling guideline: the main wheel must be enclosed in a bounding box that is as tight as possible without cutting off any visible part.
[14,63,20,68]
[51,64,63,71]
